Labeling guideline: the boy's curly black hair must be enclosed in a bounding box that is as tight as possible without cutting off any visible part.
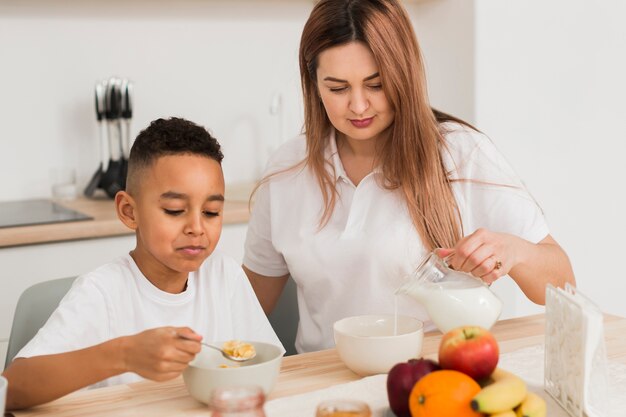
[126,117,223,194]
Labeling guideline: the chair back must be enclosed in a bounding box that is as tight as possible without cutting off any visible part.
[4,277,76,369]
[268,277,299,356]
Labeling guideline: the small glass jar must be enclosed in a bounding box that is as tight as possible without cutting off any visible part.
[315,399,372,417]
[209,386,266,417]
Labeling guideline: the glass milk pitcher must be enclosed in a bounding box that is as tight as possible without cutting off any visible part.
[396,252,503,333]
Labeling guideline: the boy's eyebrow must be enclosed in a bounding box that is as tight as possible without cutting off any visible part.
[160,191,225,202]
[160,191,187,200]
[323,72,380,83]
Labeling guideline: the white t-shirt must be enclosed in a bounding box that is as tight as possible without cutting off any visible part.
[243,122,549,353]
[17,250,283,388]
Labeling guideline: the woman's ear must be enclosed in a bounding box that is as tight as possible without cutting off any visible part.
[115,191,137,230]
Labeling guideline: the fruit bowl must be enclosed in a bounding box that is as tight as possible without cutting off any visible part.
[333,314,424,376]
[182,341,283,404]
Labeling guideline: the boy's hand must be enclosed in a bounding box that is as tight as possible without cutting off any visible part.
[121,326,202,381]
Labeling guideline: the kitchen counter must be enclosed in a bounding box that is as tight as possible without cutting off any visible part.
[0,196,251,248]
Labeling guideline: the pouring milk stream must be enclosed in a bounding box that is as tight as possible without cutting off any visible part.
[395,252,503,333]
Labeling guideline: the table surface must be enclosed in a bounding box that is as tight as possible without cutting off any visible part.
[11,314,626,417]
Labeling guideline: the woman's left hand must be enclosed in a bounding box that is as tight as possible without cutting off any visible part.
[435,228,521,284]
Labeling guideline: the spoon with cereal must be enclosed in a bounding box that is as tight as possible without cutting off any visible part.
[180,335,257,362]
[215,340,257,362]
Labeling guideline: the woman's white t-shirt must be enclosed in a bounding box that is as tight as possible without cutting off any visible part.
[17,250,283,388]
[243,122,548,353]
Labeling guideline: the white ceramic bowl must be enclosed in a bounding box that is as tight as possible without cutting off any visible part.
[333,314,424,376]
[182,341,283,405]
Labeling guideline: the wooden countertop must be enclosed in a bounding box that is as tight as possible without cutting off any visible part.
[0,196,252,249]
[11,314,626,417]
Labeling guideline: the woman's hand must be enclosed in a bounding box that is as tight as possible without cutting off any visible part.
[120,326,202,381]
[436,230,575,304]
[435,228,522,284]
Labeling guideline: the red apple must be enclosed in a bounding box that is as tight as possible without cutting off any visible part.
[438,326,499,381]
[386,358,440,417]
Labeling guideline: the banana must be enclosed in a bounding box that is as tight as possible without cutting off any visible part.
[470,368,528,414]
[490,411,517,417]
[515,392,547,417]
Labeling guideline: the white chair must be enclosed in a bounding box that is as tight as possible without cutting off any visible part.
[4,277,76,369]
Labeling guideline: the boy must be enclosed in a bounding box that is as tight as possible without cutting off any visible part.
[2,118,283,410]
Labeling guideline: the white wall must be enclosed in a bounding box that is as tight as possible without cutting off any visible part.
[0,0,310,200]
[0,0,470,202]
[475,0,626,317]
[411,0,475,122]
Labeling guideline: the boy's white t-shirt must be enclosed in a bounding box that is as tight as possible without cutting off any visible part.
[244,122,549,353]
[16,250,283,388]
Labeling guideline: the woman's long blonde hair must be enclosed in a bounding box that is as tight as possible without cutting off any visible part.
[296,0,470,251]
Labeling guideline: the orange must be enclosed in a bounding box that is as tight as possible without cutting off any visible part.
[408,370,482,417]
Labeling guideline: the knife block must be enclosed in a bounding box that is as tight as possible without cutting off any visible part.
[544,283,609,417]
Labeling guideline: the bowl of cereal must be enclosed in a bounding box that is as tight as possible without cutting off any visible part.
[182,340,283,405]
[333,314,424,376]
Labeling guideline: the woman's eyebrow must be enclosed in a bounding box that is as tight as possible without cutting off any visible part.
[323,72,379,83]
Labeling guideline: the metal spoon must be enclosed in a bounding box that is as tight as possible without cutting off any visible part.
[178,334,257,362]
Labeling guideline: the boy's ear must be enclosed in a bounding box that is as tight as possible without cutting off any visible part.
[115,191,138,230]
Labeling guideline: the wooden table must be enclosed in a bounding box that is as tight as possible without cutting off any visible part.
[11,314,626,416]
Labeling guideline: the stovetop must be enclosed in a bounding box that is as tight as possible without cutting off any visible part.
[0,199,93,228]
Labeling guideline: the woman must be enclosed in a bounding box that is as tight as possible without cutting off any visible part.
[243,0,575,353]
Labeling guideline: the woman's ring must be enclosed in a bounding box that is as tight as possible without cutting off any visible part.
[494,260,502,270]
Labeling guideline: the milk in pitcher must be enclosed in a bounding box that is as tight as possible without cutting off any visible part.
[396,253,502,333]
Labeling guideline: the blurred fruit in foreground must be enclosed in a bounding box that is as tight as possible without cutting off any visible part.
[408,369,482,417]
[470,368,527,413]
[490,411,517,417]
[438,325,499,381]
[386,358,440,417]
[515,392,547,417]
